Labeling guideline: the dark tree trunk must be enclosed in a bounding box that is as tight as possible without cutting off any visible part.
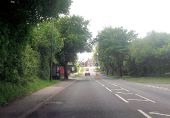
[117,55,123,77]
[106,67,109,76]
[119,64,123,77]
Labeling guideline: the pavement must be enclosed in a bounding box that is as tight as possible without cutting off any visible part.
[0,80,75,118]
[1,67,170,118]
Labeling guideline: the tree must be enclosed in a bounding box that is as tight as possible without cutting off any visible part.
[56,15,92,79]
[0,0,71,82]
[32,20,63,80]
[129,31,170,76]
[96,27,137,77]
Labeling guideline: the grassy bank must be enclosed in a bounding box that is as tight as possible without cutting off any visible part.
[0,78,60,106]
[100,70,170,84]
[122,77,170,84]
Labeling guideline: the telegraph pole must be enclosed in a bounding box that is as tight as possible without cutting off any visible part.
[50,18,54,81]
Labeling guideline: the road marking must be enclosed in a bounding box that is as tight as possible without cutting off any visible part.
[116,92,133,94]
[138,109,152,118]
[96,81,112,92]
[149,112,170,117]
[127,99,148,102]
[114,89,122,91]
[106,80,119,86]
[105,87,112,92]
[120,87,130,92]
[96,81,105,87]
[112,83,118,86]
[46,101,63,105]
[135,94,156,103]
[103,80,119,86]
[115,94,129,103]
[114,88,129,92]
[145,85,170,91]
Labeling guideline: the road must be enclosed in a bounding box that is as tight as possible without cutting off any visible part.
[26,67,170,118]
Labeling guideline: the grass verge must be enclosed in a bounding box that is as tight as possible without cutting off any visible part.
[100,70,170,84]
[122,76,170,84]
[0,78,60,106]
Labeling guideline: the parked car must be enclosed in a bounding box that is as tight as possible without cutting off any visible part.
[85,68,90,76]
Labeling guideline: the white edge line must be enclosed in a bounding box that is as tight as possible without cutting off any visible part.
[149,112,170,117]
[135,94,156,103]
[115,94,129,103]
[138,109,152,118]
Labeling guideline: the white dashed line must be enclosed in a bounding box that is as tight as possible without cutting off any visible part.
[149,112,170,117]
[105,87,112,92]
[138,109,152,118]
[135,94,156,103]
[115,94,129,103]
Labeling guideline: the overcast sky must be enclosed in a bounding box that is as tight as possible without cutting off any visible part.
[70,0,170,38]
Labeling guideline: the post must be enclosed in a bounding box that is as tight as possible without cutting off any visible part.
[50,18,54,81]
[96,53,99,76]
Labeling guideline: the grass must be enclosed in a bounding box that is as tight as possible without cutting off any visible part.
[122,76,170,84]
[0,77,60,106]
[100,70,170,84]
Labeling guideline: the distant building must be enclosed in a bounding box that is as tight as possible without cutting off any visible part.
[84,58,95,67]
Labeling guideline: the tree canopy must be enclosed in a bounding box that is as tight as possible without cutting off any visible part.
[96,29,170,77]
[0,0,72,81]
[56,15,92,79]
[96,27,137,76]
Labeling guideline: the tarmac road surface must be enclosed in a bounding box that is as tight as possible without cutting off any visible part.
[26,67,170,118]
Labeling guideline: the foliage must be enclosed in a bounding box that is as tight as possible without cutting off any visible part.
[32,21,63,79]
[0,0,71,82]
[129,31,170,76]
[0,77,60,106]
[97,29,170,77]
[21,44,40,78]
[56,15,92,79]
[0,0,72,25]
[96,27,137,76]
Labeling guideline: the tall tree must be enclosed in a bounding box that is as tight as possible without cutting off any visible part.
[31,21,63,79]
[96,27,137,77]
[129,31,170,76]
[56,15,92,79]
[0,0,71,81]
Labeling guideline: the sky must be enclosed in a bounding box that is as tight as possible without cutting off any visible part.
[70,0,170,61]
[70,0,170,38]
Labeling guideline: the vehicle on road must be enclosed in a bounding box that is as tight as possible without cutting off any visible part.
[85,68,90,76]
